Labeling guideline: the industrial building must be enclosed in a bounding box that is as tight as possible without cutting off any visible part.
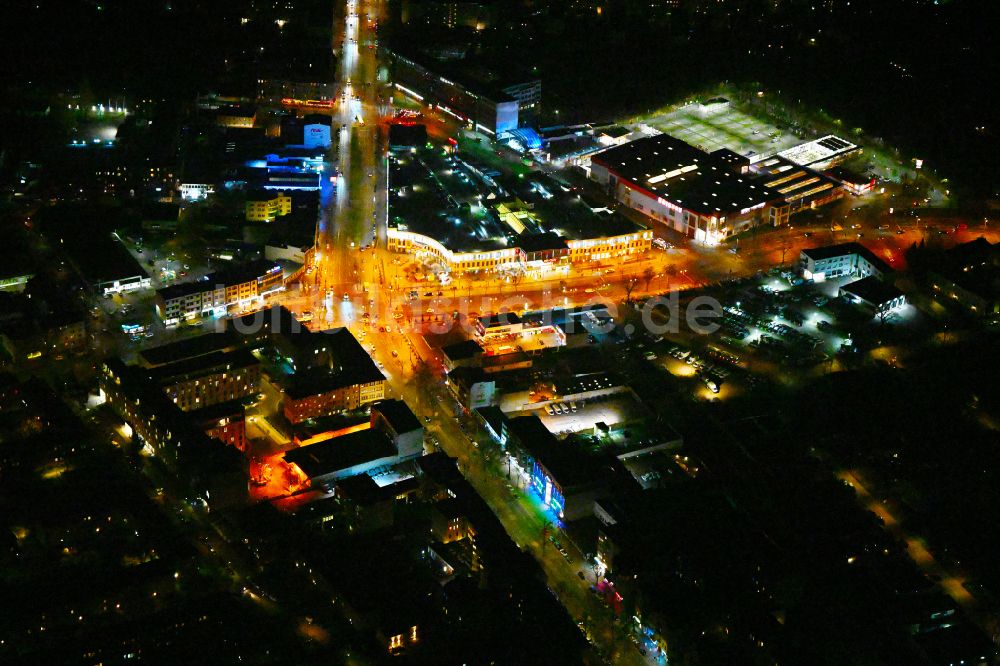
[214,104,257,129]
[752,155,846,214]
[799,242,892,282]
[839,276,906,315]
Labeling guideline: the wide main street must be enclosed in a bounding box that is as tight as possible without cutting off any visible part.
[281,0,655,661]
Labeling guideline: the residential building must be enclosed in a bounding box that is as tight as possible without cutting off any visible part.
[430,498,475,544]
[927,237,1000,316]
[149,349,261,412]
[215,104,257,129]
[155,260,284,326]
[446,367,496,410]
[257,78,337,105]
[401,0,497,30]
[245,191,292,222]
[283,369,387,423]
[189,399,248,451]
[280,327,387,423]
[99,358,246,507]
[371,399,425,459]
[440,339,484,371]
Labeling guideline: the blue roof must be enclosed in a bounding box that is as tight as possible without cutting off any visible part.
[502,128,542,151]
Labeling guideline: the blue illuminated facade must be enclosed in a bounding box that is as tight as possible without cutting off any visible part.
[246,152,325,191]
[530,459,565,519]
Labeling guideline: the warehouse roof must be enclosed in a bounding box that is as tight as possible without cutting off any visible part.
[64,232,149,286]
[284,429,396,479]
[591,134,780,216]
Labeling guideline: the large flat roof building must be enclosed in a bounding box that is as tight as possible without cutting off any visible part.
[383,47,539,135]
[387,149,651,274]
[589,134,786,244]
[60,231,151,295]
[284,429,399,484]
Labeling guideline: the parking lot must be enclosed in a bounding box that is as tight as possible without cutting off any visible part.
[636,262,926,403]
[521,392,646,439]
[633,103,803,161]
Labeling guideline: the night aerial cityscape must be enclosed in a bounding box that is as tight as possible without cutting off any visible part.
[2,0,1000,664]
